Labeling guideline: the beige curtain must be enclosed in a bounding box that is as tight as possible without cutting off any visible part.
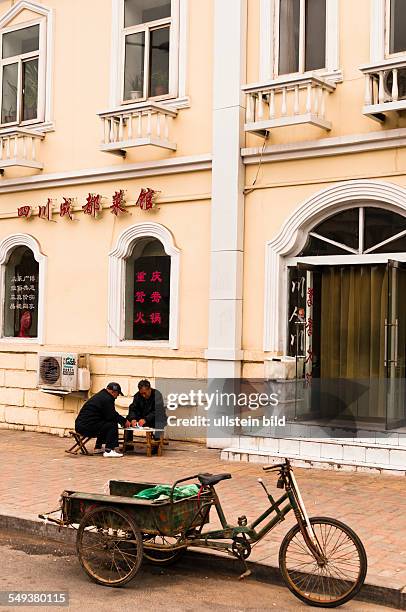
[320,265,387,419]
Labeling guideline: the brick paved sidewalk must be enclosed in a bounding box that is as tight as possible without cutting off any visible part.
[0,430,405,594]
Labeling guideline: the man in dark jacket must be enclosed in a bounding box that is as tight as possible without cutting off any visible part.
[75,382,130,458]
[127,379,167,438]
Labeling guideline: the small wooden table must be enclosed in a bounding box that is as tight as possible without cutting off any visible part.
[120,427,165,457]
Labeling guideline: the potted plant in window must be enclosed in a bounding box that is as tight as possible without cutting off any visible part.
[152,70,168,97]
[129,75,143,100]
[4,105,16,123]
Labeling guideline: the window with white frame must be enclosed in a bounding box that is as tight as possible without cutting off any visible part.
[122,0,178,102]
[276,0,327,76]
[386,0,406,56]
[0,19,45,126]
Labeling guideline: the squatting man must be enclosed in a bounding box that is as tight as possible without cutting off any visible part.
[75,379,166,457]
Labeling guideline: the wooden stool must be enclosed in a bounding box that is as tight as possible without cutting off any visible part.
[65,430,92,455]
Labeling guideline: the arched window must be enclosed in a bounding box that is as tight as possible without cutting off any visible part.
[299,206,406,256]
[4,246,38,338]
[0,234,46,343]
[108,223,180,348]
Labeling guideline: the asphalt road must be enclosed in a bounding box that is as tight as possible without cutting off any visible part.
[0,531,395,612]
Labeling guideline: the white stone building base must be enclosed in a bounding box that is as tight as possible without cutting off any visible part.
[220,436,406,475]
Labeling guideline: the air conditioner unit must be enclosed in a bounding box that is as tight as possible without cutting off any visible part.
[38,352,89,392]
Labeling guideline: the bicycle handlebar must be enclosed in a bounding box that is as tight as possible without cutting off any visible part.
[262,460,290,472]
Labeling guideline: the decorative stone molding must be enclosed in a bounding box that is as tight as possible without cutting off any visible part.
[264,179,406,351]
[108,222,180,348]
[0,233,47,344]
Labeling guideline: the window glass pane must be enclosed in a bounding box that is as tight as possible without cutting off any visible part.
[309,209,359,250]
[124,31,145,100]
[305,0,326,71]
[364,207,406,251]
[1,63,18,123]
[2,25,39,59]
[125,245,170,341]
[372,235,406,254]
[279,0,300,74]
[149,27,170,97]
[299,235,350,256]
[4,246,39,338]
[22,58,38,121]
[390,0,406,54]
[125,0,171,27]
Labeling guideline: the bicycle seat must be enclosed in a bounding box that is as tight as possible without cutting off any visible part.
[197,473,232,486]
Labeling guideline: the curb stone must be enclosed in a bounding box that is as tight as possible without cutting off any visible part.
[0,513,404,610]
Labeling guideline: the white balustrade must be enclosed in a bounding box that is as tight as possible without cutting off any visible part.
[243,75,336,135]
[360,59,406,120]
[0,128,44,170]
[99,102,178,153]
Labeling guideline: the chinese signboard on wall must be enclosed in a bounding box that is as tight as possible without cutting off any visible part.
[16,188,159,223]
[133,256,170,341]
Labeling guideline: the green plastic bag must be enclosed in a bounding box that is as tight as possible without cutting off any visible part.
[134,484,199,500]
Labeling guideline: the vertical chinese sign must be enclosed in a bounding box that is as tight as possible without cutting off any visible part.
[4,247,39,338]
[133,256,171,341]
[287,267,320,382]
[288,270,306,362]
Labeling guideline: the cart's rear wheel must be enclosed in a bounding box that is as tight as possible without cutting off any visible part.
[77,506,143,587]
[143,534,186,565]
[279,517,367,608]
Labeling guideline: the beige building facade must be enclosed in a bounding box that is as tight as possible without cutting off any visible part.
[0,0,405,471]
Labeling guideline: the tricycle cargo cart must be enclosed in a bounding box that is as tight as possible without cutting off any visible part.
[40,459,367,608]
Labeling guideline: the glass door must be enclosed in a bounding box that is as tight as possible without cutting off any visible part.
[287,263,321,420]
[386,259,406,429]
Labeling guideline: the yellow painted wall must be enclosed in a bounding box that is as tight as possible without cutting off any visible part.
[0,173,211,352]
[245,0,403,150]
[0,0,213,177]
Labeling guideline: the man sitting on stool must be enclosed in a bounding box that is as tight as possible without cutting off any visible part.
[126,379,166,453]
[75,382,130,458]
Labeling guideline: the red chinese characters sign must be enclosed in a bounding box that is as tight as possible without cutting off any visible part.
[17,188,159,221]
[83,193,102,218]
[110,190,127,216]
[60,197,75,220]
[132,256,170,341]
[135,188,158,211]
[17,206,32,218]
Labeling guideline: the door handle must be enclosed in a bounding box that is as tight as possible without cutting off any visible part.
[384,318,388,367]
[394,319,399,367]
